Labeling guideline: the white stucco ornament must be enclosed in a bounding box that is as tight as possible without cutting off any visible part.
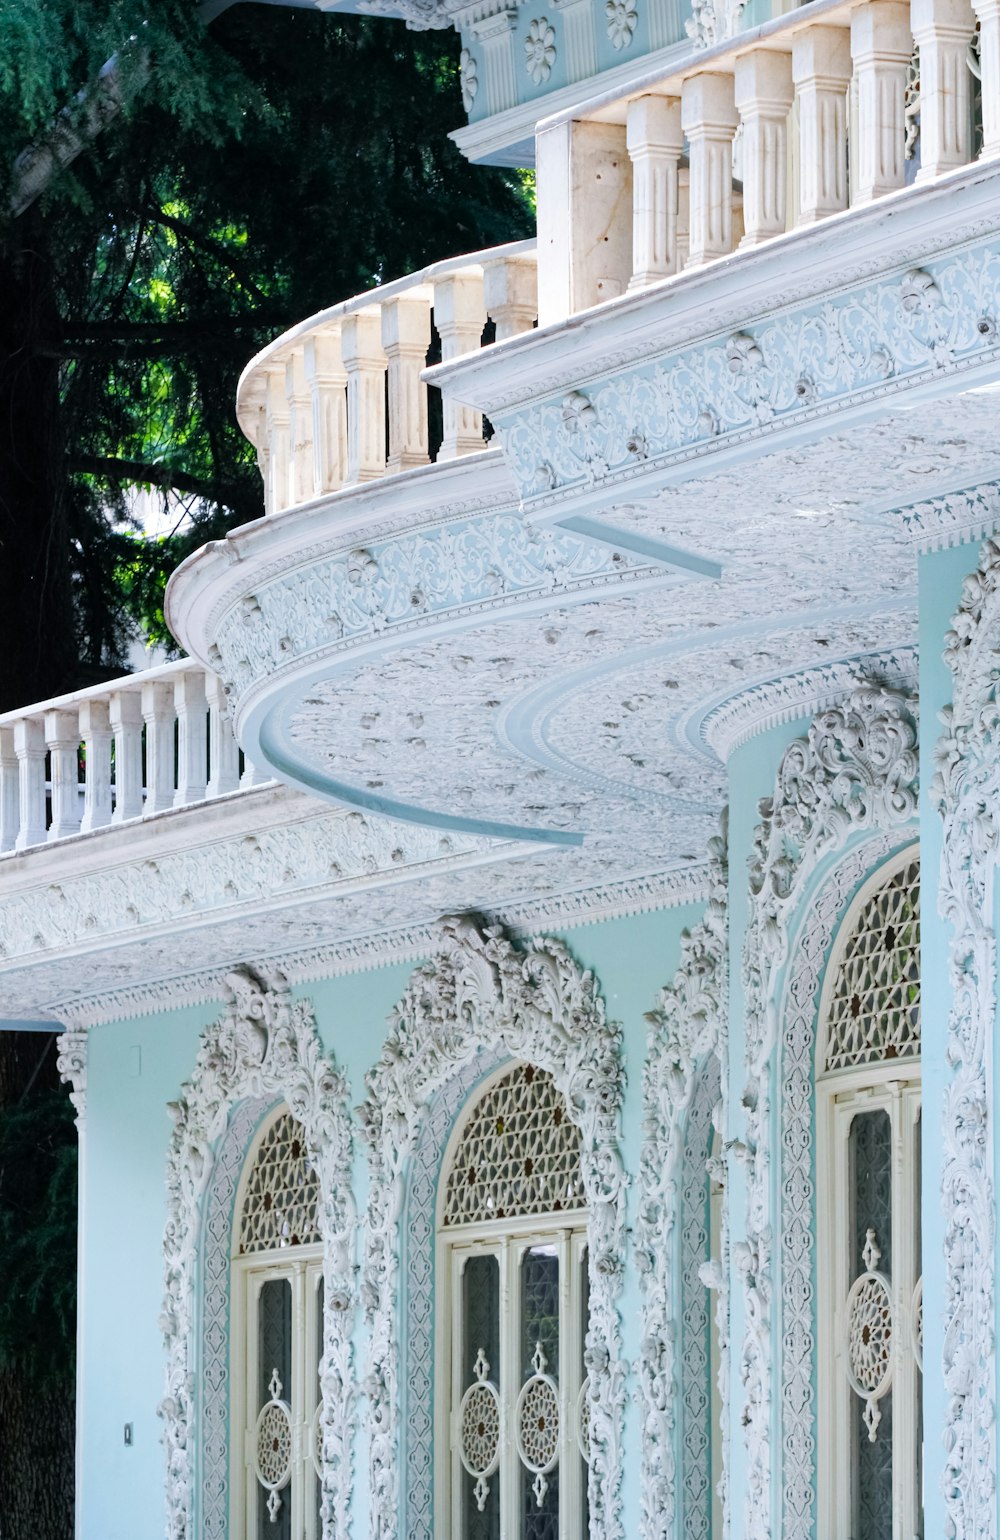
[459,48,479,111]
[741,685,918,1540]
[934,535,1000,1540]
[605,0,638,49]
[525,18,557,84]
[160,967,355,1540]
[359,915,627,1540]
[638,818,728,1540]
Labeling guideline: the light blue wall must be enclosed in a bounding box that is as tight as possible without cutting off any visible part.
[76,901,702,1540]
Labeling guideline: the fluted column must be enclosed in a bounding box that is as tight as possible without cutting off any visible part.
[792,25,852,223]
[0,727,19,853]
[78,700,112,834]
[45,709,82,839]
[850,1,913,201]
[911,0,975,178]
[973,0,1000,157]
[381,293,431,473]
[14,717,47,848]
[205,672,241,798]
[264,368,292,514]
[483,256,538,340]
[141,681,175,815]
[342,310,387,485]
[174,671,208,807]
[110,690,144,822]
[304,327,348,494]
[286,350,315,507]
[626,94,684,287]
[735,50,795,246]
[682,73,740,267]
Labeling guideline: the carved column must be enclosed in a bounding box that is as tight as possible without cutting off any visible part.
[204,672,241,799]
[110,690,144,823]
[850,0,913,201]
[911,0,975,179]
[381,292,431,473]
[173,671,208,807]
[342,310,387,485]
[303,327,348,494]
[45,709,82,840]
[285,350,315,507]
[471,9,519,115]
[0,726,19,853]
[972,0,1000,156]
[264,367,292,515]
[483,255,538,340]
[434,272,486,459]
[551,0,598,80]
[78,700,112,833]
[734,50,795,246]
[626,94,685,287]
[13,717,46,848]
[141,680,175,815]
[682,73,740,267]
[792,25,852,223]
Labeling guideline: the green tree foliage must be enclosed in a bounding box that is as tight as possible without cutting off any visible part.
[1,1,534,701]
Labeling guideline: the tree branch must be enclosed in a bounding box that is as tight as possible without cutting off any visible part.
[69,454,248,506]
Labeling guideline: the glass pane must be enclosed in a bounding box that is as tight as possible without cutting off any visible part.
[462,1255,500,1540]
[520,1247,560,1540]
[850,1109,893,1540]
[256,1277,293,1540]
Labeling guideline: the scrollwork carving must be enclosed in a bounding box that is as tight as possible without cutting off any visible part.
[933,535,1000,1540]
[358,915,626,1540]
[160,967,355,1540]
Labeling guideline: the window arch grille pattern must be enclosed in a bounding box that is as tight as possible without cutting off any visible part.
[237,1110,321,1255]
[442,1062,584,1226]
[824,857,920,1072]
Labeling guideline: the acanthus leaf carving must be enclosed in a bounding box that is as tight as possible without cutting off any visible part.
[741,685,918,1540]
[161,966,355,1540]
[358,915,627,1540]
[933,534,1000,1540]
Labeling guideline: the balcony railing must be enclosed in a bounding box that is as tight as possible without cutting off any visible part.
[0,660,267,855]
[535,0,997,321]
[236,241,538,516]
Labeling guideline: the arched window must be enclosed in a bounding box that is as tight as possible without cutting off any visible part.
[817,851,922,1540]
[231,1107,325,1540]
[437,1061,590,1540]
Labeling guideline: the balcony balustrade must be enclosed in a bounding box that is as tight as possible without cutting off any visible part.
[0,659,267,855]
[535,0,997,321]
[236,241,538,516]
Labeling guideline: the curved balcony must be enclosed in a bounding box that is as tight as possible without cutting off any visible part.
[236,240,538,517]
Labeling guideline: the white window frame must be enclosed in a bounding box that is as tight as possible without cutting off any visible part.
[229,1107,325,1540]
[434,1065,590,1540]
[816,849,922,1540]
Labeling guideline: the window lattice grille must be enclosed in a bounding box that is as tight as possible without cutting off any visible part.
[442,1063,585,1227]
[825,858,921,1073]
[238,1111,321,1255]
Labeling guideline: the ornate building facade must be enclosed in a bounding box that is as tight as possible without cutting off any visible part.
[3,0,1000,1536]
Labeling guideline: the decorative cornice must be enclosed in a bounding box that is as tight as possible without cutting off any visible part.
[638,817,728,1540]
[892,475,1000,553]
[358,916,627,1540]
[55,1027,88,1129]
[44,863,712,1028]
[161,967,355,1540]
[739,685,919,1540]
[700,648,919,762]
[933,534,1000,1539]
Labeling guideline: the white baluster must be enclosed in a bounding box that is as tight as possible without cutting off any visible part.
[381,292,431,473]
[286,351,315,507]
[241,756,272,788]
[174,672,208,807]
[13,718,47,849]
[304,327,348,494]
[735,50,795,246]
[682,72,740,267]
[483,255,538,340]
[110,690,144,823]
[626,94,685,287]
[265,367,292,514]
[434,272,486,458]
[0,727,19,853]
[45,709,81,840]
[141,681,176,815]
[850,1,913,202]
[205,673,241,798]
[973,0,1000,157]
[792,26,852,223]
[911,0,976,177]
[79,700,112,834]
[342,310,388,485]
